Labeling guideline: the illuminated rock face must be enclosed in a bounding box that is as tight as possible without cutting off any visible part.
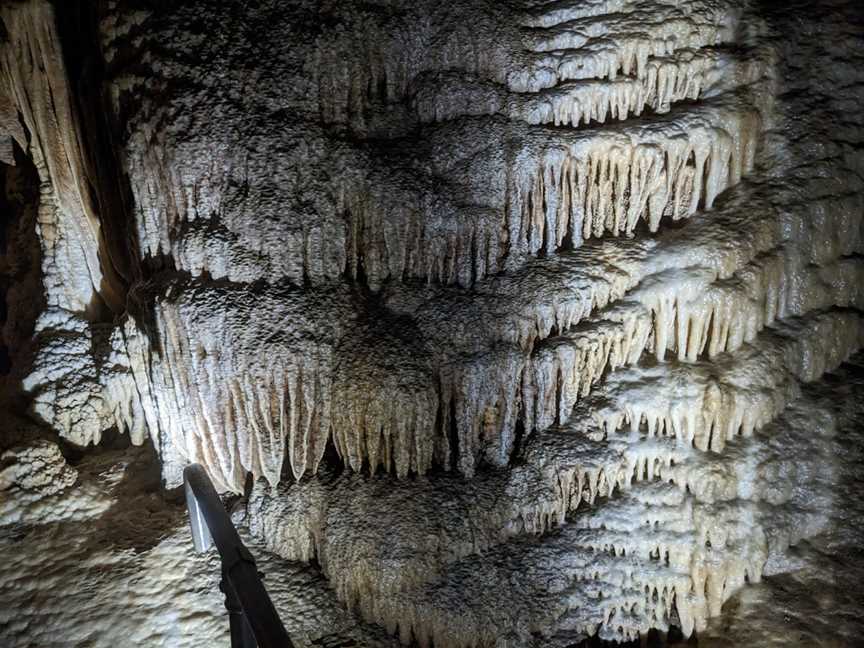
[1,0,864,645]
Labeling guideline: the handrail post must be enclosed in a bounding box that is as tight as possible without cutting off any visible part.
[183,463,293,648]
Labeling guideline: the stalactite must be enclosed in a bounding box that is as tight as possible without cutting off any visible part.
[4,1,864,645]
[0,0,125,314]
[354,389,838,645]
[93,208,864,492]
[244,311,864,642]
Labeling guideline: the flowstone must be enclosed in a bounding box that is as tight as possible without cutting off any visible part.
[1,0,863,646]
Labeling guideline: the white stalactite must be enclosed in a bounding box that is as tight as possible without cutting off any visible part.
[3,0,863,645]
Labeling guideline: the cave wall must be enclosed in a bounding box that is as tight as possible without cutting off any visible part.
[0,0,863,645]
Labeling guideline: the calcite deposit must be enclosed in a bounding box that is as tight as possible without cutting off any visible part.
[1,0,863,646]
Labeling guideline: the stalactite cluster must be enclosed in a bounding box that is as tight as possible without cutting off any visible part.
[1,0,863,646]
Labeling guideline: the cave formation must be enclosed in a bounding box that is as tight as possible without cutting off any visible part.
[1,0,864,646]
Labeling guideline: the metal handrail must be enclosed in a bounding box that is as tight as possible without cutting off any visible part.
[183,464,294,648]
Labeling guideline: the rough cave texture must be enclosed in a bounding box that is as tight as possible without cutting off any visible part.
[1,0,864,646]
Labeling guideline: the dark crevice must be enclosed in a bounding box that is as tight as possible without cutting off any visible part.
[53,0,143,314]
[447,391,460,472]
[508,416,526,467]
[0,141,42,403]
[316,434,347,479]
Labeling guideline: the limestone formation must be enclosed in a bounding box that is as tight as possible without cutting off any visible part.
[1,0,863,646]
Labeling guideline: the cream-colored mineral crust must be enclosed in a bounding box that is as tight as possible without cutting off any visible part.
[1,0,863,645]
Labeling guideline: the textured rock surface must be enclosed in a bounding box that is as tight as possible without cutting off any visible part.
[88,0,786,490]
[699,357,864,648]
[0,0,863,645]
[2,357,863,647]
[0,445,403,648]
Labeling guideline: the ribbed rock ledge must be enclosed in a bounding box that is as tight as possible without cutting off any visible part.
[1,0,863,646]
